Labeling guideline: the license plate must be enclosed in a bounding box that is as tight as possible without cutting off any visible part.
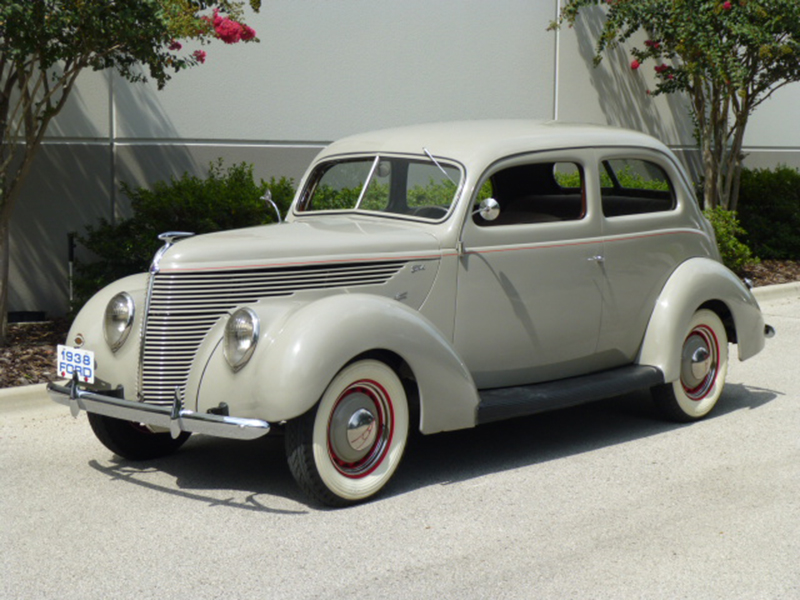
[57,345,95,384]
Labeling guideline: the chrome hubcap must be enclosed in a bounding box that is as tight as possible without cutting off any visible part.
[680,325,718,400]
[346,408,377,453]
[327,381,393,477]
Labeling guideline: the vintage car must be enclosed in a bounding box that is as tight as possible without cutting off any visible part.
[49,120,773,506]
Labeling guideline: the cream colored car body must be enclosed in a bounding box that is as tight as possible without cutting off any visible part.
[54,120,767,437]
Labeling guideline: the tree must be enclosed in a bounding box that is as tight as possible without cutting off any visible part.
[551,0,800,210]
[0,0,260,344]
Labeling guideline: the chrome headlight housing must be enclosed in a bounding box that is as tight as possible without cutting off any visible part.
[104,292,135,352]
[224,308,260,371]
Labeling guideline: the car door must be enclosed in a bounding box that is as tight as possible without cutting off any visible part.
[595,151,708,362]
[454,154,605,389]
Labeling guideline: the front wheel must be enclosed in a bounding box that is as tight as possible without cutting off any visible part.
[87,413,191,460]
[652,309,729,422]
[285,359,410,507]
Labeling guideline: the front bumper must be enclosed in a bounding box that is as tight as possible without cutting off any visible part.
[47,379,271,441]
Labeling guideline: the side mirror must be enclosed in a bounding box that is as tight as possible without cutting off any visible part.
[473,198,500,222]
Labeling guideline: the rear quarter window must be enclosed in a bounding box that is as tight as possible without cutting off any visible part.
[600,158,675,217]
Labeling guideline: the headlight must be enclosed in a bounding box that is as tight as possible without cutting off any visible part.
[224,308,259,371]
[104,292,135,352]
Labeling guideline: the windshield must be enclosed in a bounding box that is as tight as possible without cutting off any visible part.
[296,155,461,220]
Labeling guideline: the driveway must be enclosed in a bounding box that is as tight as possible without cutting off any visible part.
[1,293,798,599]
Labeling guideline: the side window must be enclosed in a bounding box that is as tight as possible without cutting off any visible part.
[600,158,675,217]
[475,161,585,226]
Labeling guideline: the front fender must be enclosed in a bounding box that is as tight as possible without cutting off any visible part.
[637,257,766,382]
[196,294,479,434]
[67,273,150,395]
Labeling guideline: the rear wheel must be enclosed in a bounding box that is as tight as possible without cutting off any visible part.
[286,359,410,507]
[87,413,191,460]
[652,309,728,422]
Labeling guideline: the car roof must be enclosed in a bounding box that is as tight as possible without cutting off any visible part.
[314,120,671,167]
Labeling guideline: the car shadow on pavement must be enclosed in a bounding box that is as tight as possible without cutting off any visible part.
[87,433,311,514]
[389,383,781,498]
[84,383,779,511]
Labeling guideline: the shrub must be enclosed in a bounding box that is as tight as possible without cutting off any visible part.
[73,161,295,311]
[737,165,800,260]
[703,207,758,274]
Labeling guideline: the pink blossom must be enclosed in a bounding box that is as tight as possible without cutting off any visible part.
[215,19,242,44]
[631,59,641,70]
[169,40,182,51]
[212,9,224,28]
[193,50,207,64]
[722,1,732,9]
[240,25,256,42]
[654,63,670,74]
[644,40,660,50]
[201,9,256,45]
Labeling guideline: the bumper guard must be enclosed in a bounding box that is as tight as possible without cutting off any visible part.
[47,379,271,441]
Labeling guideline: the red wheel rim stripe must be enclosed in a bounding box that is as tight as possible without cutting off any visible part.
[682,324,719,401]
[327,378,395,479]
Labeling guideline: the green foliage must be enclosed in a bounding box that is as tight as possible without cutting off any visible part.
[737,165,800,259]
[551,1,800,211]
[553,165,670,191]
[703,206,757,273]
[73,161,294,310]
[308,179,459,212]
[407,178,459,208]
[310,184,364,211]
[0,0,260,341]
[610,165,670,192]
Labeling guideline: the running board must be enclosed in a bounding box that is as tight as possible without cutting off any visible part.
[477,365,664,425]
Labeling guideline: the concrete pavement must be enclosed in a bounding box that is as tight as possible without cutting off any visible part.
[1,283,798,599]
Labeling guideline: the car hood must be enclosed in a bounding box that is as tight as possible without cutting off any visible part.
[158,217,443,272]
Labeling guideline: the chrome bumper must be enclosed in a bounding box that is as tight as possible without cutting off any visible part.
[47,379,271,441]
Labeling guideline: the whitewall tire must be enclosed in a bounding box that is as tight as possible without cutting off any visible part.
[286,359,410,507]
[653,309,729,422]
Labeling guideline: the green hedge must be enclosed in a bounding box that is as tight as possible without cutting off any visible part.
[737,165,800,260]
[73,161,295,312]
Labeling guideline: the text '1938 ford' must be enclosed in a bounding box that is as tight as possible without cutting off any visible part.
[49,121,774,506]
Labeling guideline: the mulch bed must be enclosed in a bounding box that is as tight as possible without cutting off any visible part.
[1,319,71,389]
[2,260,798,389]
[741,259,800,287]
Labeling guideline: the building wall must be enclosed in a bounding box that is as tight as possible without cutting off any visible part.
[8,1,800,316]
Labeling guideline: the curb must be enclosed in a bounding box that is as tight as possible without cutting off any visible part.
[0,382,52,412]
[0,381,48,400]
[752,281,800,304]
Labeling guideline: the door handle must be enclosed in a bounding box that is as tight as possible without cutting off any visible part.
[588,255,605,263]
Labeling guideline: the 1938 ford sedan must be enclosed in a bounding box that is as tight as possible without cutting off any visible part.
[49,121,773,506]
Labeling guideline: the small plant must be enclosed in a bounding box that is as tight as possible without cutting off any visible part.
[73,161,295,313]
[703,207,758,274]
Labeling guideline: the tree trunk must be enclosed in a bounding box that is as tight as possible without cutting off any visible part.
[726,110,750,213]
[700,121,718,210]
[0,198,11,345]
[0,138,44,345]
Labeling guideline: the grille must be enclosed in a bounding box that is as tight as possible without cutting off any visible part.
[140,260,406,404]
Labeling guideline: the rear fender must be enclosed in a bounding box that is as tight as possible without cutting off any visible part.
[637,257,766,382]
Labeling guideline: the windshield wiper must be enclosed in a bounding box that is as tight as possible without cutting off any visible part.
[422,147,457,186]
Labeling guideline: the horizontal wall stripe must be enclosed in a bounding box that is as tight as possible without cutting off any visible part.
[40,138,329,148]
